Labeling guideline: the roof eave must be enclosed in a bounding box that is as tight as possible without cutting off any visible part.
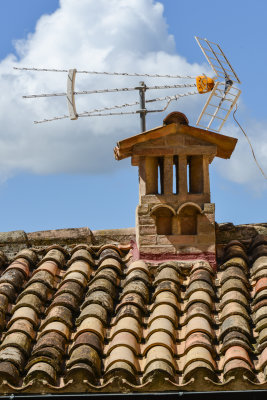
[114,123,238,161]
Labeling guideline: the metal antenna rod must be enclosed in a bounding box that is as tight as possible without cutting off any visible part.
[139,81,146,132]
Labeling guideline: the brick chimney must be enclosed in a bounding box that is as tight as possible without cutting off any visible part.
[114,112,237,260]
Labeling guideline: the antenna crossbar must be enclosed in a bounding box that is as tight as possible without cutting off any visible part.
[23,83,197,99]
[14,67,196,79]
[33,90,199,124]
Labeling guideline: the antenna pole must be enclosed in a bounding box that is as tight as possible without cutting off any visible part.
[139,81,147,132]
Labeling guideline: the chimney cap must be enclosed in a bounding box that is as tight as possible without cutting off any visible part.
[163,112,189,126]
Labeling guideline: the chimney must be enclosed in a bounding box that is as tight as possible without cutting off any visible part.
[114,112,237,261]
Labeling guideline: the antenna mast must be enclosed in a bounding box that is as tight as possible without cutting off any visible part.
[139,81,146,132]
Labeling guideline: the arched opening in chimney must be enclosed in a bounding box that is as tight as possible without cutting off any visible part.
[151,205,175,235]
[178,203,201,235]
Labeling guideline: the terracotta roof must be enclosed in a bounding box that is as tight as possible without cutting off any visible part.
[0,226,266,394]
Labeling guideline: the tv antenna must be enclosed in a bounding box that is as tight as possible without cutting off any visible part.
[14,36,241,133]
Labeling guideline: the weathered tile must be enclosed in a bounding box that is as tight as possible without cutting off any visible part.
[42,305,73,328]
[185,280,214,299]
[34,260,59,277]
[255,317,267,332]
[106,345,139,373]
[221,278,249,297]
[220,315,251,339]
[185,302,212,323]
[107,332,138,355]
[68,249,94,267]
[127,260,149,275]
[258,327,267,344]
[0,346,25,371]
[255,278,267,295]
[0,361,20,385]
[28,270,55,288]
[70,332,102,356]
[0,294,9,313]
[111,317,142,341]
[183,360,216,383]
[191,261,214,275]
[115,304,142,322]
[0,252,7,268]
[223,359,254,381]
[76,303,108,326]
[13,293,43,314]
[87,278,116,298]
[40,321,70,340]
[155,267,180,284]
[25,361,57,385]
[220,266,248,285]
[0,269,25,289]
[124,269,150,285]
[67,345,101,376]
[149,304,177,326]
[99,248,122,264]
[6,259,30,278]
[8,319,35,340]
[83,290,114,313]
[145,346,175,370]
[251,256,267,276]
[61,271,88,288]
[21,281,51,302]
[31,346,63,365]
[93,268,118,285]
[224,241,248,263]
[1,332,31,355]
[145,331,174,355]
[185,290,213,310]
[0,282,17,302]
[258,346,267,370]
[14,249,37,266]
[121,280,149,303]
[118,293,145,313]
[221,290,249,309]
[33,332,66,354]
[104,361,136,384]
[56,281,84,300]
[185,316,214,339]
[153,281,180,299]
[185,332,213,353]
[40,248,66,267]
[152,291,180,312]
[189,270,213,285]
[9,307,38,328]
[49,292,79,312]
[183,346,216,370]
[65,260,92,279]
[66,363,97,385]
[222,346,253,369]
[75,317,104,341]
[221,330,251,350]
[220,302,249,321]
[97,258,123,275]
[143,360,174,383]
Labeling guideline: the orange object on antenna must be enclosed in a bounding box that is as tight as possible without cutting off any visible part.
[196,75,215,94]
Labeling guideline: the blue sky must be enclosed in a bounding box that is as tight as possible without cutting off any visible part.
[0,0,266,233]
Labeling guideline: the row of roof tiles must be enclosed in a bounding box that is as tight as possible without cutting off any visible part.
[0,237,266,393]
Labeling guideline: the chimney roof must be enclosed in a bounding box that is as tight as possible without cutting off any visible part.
[114,112,237,161]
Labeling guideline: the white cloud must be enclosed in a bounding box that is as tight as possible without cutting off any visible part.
[0,0,211,180]
[215,116,267,191]
[0,0,266,191]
